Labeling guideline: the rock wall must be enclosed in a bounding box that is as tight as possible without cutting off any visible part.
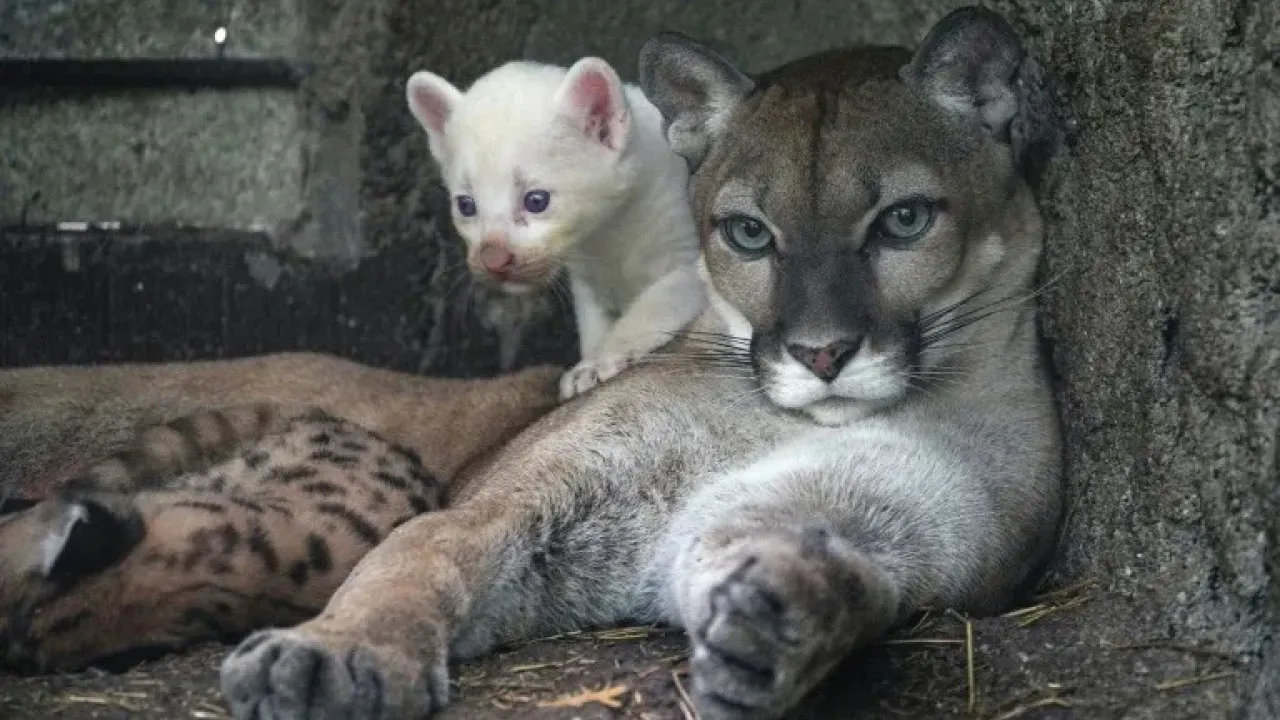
[991,0,1277,712]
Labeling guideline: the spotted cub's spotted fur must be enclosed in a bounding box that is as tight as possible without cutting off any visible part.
[0,408,441,673]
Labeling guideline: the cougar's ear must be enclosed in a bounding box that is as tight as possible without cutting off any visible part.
[904,6,1025,139]
[406,71,463,162]
[903,6,1062,186]
[639,32,754,168]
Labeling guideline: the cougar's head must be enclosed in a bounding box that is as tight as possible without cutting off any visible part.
[640,6,1050,425]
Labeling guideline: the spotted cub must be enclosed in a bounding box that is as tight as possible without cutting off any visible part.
[0,408,441,673]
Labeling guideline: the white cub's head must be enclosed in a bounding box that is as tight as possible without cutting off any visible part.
[407,58,643,294]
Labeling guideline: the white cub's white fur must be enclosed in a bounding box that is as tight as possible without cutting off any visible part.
[405,59,705,400]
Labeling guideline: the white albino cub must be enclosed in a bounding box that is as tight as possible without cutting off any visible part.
[406,58,706,399]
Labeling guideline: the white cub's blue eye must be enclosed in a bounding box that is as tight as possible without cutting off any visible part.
[721,216,774,255]
[456,195,477,217]
[523,190,551,214]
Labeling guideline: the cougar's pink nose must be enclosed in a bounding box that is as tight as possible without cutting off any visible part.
[476,243,516,275]
[786,338,862,381]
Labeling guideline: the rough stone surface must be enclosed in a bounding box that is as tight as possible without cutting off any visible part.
[0,0,300,58]
[986,0,1278,712]
[288,0,393,262]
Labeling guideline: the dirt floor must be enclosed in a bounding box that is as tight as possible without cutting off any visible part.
[0,580,1255,720]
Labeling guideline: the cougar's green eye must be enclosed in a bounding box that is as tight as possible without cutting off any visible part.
[876,200,935,241]
[721,216,774,255]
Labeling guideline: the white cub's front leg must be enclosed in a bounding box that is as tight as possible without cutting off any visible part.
[560,274,616,400]
[560,265,706,401]
[567,272,612,359]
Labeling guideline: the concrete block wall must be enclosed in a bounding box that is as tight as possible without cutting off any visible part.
[1,1,304,230]
[0,0,378,263]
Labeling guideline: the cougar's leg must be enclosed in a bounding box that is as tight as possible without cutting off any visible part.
[220,452,657,720]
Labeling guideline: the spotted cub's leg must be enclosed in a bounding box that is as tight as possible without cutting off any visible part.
[0,414,443,673]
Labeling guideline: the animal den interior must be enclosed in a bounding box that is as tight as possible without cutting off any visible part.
[0,0,1275,719]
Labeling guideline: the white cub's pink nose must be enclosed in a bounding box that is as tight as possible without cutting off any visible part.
[476,242,516,276]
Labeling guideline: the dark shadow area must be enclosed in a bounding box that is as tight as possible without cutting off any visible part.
[0,227,576,376]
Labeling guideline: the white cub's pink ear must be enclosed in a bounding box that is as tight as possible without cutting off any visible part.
[406,71,463,157]
[554,58,631,152]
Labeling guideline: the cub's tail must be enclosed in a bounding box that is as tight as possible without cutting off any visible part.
[70,404,289,492]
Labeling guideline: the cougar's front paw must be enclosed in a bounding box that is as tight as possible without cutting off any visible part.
[687,528,893,720]
[220,627,448,720]
[558,351,641,400]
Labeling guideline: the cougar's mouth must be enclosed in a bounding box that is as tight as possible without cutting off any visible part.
[750,323,919,425]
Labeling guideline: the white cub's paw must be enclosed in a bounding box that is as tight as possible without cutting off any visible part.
[558,351,643,401]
